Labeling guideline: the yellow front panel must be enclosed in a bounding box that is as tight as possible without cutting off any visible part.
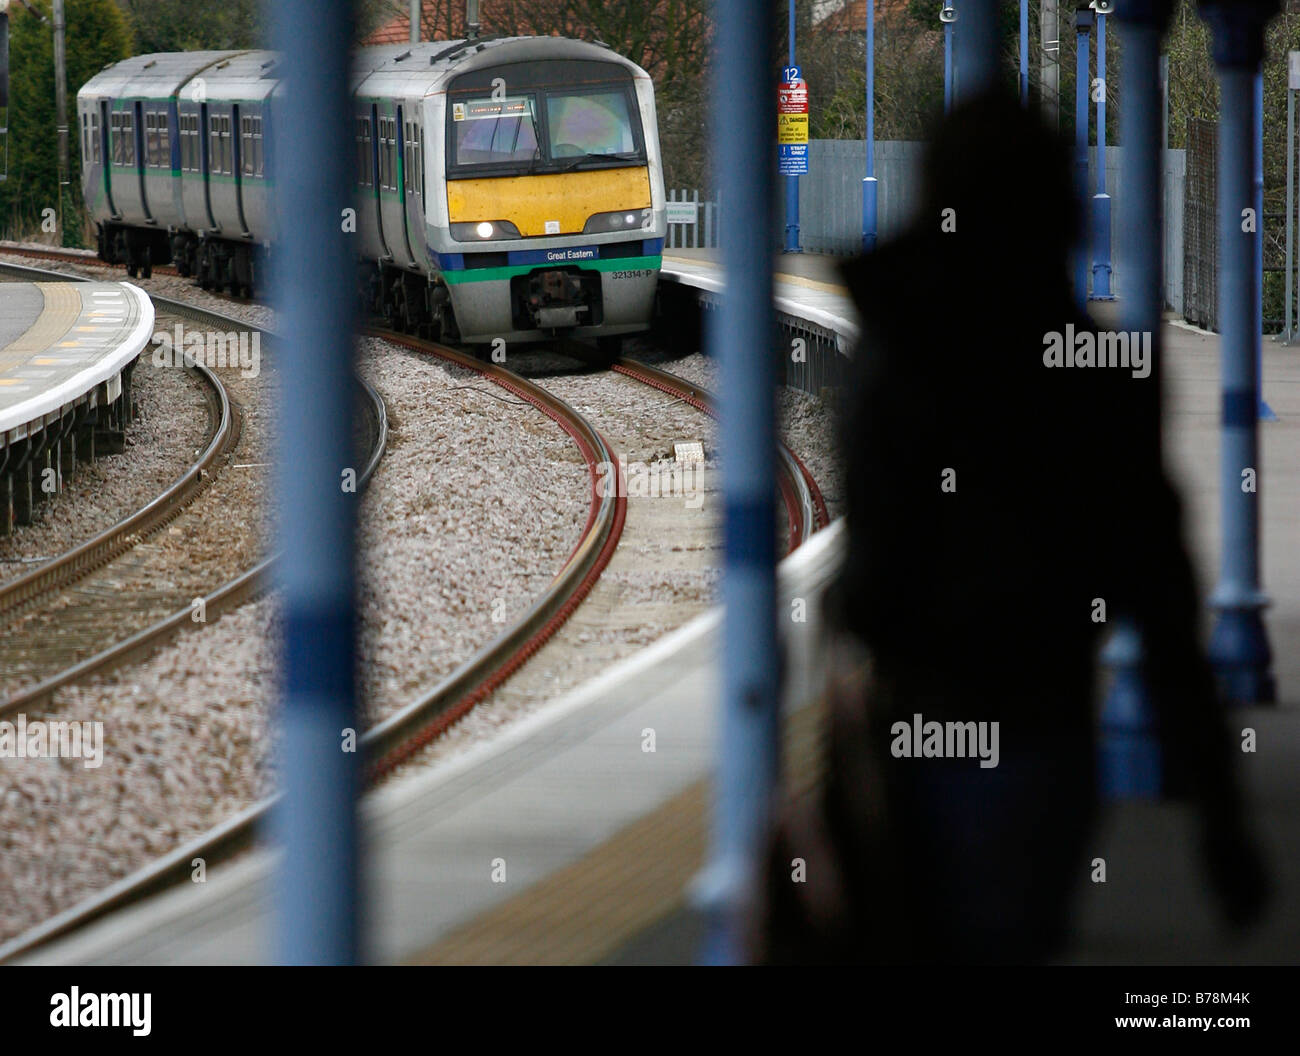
[447,167,651,236]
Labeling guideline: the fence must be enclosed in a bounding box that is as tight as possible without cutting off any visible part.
[663,139,1189,314]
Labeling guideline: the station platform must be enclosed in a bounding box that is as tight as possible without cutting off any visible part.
[13,256,1300,965]
[0,281,153,449]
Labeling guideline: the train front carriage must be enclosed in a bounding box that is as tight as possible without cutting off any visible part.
[422,38,667,350]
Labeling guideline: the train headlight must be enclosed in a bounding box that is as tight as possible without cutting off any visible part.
[450,219,522,242]
[583,209,652,234]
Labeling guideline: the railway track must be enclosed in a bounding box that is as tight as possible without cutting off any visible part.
[0,251,830,962]
[0,324,625,962]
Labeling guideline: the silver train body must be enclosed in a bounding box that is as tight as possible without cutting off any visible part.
[77,37,667,347]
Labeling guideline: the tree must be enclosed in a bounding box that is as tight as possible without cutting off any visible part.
[1,0,133,244]
[114,0,265,52]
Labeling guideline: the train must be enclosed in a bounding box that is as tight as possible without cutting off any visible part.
[77,37,668,354]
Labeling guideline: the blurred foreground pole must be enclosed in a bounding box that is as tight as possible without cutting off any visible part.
[271,0,361,964]
[1200,0,1277,705]
[410,0,420,44]
[1100,0,1174,799]
[698,0,779,966]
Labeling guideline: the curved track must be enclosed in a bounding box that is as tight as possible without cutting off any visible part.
[0,326,623,963]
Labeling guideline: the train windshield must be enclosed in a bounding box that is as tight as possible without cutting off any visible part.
[545,90,636,158]
[450,96,540,165]
[448,82,643,176]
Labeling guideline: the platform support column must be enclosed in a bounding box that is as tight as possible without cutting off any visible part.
[1199,0,1279,704]
[1,472,12,536]
[13,458,32,526]
[1099,0,1176,802]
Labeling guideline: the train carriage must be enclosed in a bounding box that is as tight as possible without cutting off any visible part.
[78,36,667,353]
[78,51,244,277]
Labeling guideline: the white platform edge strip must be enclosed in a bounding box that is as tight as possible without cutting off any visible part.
[0,283,155,436]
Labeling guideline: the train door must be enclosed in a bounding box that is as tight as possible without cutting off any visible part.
[134,100,152,222]
[232,103,250,235]
[200,101,217,229]
[168,97,183,223]
[395,104,417,267]
[371,101,391,260]
[100,99,118,218]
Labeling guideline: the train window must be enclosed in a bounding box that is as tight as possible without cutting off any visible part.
[450,96,539,167]
[356,118,373,187]
[241,116,254,177]
[146,113,157,168]
[379,118,396,192]
[123,111,135,166]
[159,113,170,169]
[183,114,199,173]
[403,121,411,193]
[91,111,101,164]
[544,90,637,158]
[253,117,264,177]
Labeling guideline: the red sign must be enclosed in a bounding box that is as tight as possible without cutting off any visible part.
[778,81,808,114]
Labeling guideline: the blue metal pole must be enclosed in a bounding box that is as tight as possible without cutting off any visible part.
[1200,0,1277,705]
[1075,10,1093,308]
[699,0,780,965]
[1091,11,1115,299]
[863,0,876,252]
[1255,70,1278,419]
[1100,0,1174,800]
[271,0,361,963]
[943,4,954,114]
[1020,0,1029,106]
[784,0,800,252]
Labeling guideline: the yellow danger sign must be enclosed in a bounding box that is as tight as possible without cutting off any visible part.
[778,113,808,145]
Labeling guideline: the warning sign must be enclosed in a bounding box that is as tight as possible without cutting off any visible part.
[778,113,808,144]
[778,71,809,175]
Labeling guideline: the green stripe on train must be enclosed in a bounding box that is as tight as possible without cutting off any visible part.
[441,255,663,285]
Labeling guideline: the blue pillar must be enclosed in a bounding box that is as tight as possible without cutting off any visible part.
[1199,0,1278,705]
[1091,11,1115,299]
[699,0,780,965]
[1100,0,1175,800]
[942,3,955,114]
[1255,71,1278,420]
[863,0,877,253]
[1075,10,1094,308]
[783,0,800,253]
[271,0,361,963]
[1020,0,1029,106]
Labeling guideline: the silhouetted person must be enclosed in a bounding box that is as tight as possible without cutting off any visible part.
[755,94,1268,964]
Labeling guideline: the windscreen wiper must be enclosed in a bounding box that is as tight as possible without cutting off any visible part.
[559,151,641,172]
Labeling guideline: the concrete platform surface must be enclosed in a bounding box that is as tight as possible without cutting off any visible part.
[0,281,153,441]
